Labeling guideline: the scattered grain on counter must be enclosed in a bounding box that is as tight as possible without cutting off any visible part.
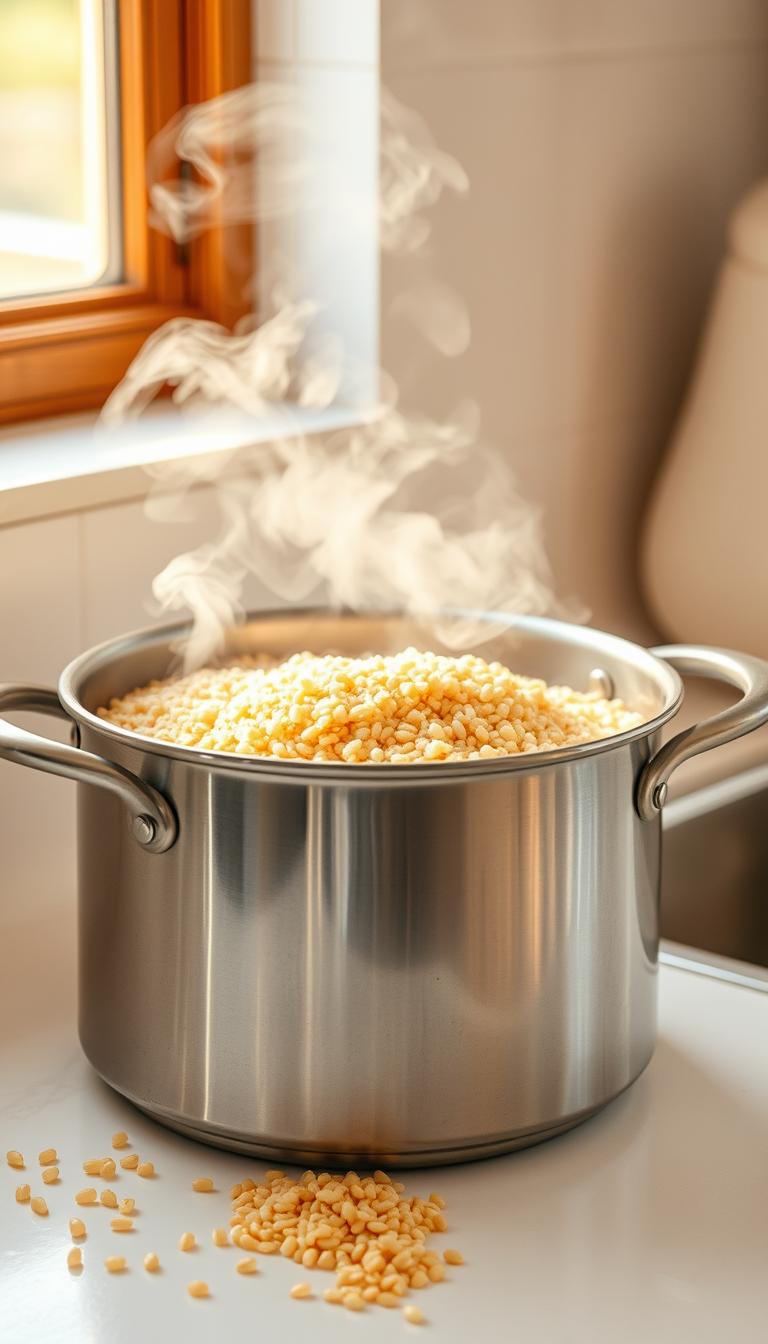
[119,1198,135,1216]
[212,1227,229,1247]
[236,1257,257,1275]
[69,1217,86,1239]
[188,1281,210,1299]
[120,1154,139,1170]
[404,1304,425,1325]
[443,1248,464,1265]
[137,1161,155,1178]
[104,1256,126,1273]
[100,1158,117,1180]
[110,1217,134,1233]
[67,1248,83,1271]
[7,1150,24,1169]
[83,1159,103,1176]
[291,1282,312,1299]
[179,1232,196,1252]
[38,1148,57,1166]
[192,1177,214,1193]
[15,1185,30,1203]
[98,648,645,765]
[143,1252,160,1272]
[75,1188,97,1205]
[101,1189,118,1209]
[42,1167,59,1185]
[30,1196,48,1216]
[111,1132,129,1149]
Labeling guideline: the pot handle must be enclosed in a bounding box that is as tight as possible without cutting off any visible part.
[636,646,768,821]
[0,684,177,853]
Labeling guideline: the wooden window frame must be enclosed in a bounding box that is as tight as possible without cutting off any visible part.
[0,0,252,426]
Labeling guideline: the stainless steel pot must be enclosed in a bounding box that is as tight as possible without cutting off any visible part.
[2,610,767,1166]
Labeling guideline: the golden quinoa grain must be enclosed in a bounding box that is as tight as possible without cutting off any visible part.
[343,1292,365,1311]
[83,1159,103,1175]
[120,1153,140,1170]
[192,1177,214,1193]
[110,1217,134,1232]
[136,1161,154,1179]
[323,1287,344,1304]
[15,1185,31,1203]
[143,1252,160,1272]
[31,1196,48,1216]
[187,1281,209,1299]
[38,1148,57,1166]
[290,1282,312,1299]
[111,1132,129,1149]
[404,1304,425,1325]
[236,1257,257,1275]
[100,1158,117,1180]
[6,1150,24,1169]
[104,1256,126,1273]
[42,1167,59,1185]
[118,1198,135,1216]
[212,1227,229,1247]
[67,1247,83,1270]
[99,650,644,765]
[69,1217,86,1239]
[179,1232,196,1252]
[75,1188,97,1205]
[444,1248,464,1265]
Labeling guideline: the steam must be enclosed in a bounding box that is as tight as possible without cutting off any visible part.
[103,80,570,669]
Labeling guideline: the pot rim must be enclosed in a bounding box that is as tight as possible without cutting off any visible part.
[59,608,684,781]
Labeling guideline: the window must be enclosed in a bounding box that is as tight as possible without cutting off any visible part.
[0,0,251,425]
[0,0,118,300]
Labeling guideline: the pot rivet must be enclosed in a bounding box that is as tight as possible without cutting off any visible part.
[133,815,156,846]
[653,782,668,811]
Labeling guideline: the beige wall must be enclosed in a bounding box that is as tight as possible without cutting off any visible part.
[380,0,768,641]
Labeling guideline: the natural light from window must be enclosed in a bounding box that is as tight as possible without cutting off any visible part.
[0,0,118,301]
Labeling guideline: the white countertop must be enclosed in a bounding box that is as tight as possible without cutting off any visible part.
[1,955,767,1344]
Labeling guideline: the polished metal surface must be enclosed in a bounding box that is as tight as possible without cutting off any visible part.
[3,609,768,1164]
[0,684,176,852]
[662,764,768,972]
[76,711,661,1163]
[636,645,768,820]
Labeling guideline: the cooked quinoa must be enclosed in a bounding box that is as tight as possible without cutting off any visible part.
[97,647,643,763]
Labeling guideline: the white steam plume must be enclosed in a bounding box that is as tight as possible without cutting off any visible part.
[103,81,575,669]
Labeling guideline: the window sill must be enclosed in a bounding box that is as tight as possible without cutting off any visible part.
[0,402,362,528]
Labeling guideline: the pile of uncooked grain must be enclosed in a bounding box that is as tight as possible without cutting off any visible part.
[98,647,643,763]
[229,1166,458,1317]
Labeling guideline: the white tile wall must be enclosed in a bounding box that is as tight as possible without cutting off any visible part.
[256,0,378,68]
[380,30,768,633]
[382,0,768,69]
[294,0,378,66]
[80,488,285,650]
[80,490,222,647]
[0,517,81,943]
